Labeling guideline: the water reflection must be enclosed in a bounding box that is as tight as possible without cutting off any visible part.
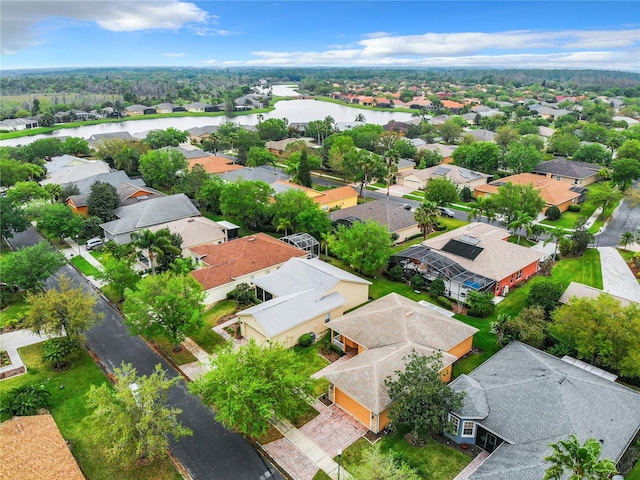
[1,85,413,146]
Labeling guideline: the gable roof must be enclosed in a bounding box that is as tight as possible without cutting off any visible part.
[116,182,164,205]
[148,216,226,250]
[41,156,111,185]
[474,173,581,208]
[64,170,134,194]
[559,281,631,307]
[0,415,85,480]
[329,199,417,233]
[100,193,199,235]
[420,222,543,282]
[451,342,640,480]
[187,156,243,174]
[327,292,478,352]
[464,129,496,142]
[399,164,489,186]
[219,166,289,184]
[533,157,601,179]
[190,233,307,290]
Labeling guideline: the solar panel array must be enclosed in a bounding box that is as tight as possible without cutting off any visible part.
[441,239,484,260]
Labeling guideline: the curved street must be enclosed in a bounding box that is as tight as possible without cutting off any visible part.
[6,227,282,480]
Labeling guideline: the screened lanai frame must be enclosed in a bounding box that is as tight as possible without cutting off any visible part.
[393,245,495,293]
[280,233,320,258]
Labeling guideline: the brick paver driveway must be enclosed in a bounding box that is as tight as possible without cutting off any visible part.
[301,402,368,458]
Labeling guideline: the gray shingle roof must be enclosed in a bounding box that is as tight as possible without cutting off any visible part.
[101,193,199,235]
[533,158,601,179]
[65,171,132,194]
[450,342,640,480]
[329,199,417,233]
[219,166,289,184]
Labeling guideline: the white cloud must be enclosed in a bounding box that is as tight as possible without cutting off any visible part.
[245,28,640,71]
[1,1,209,54]
[192,26,240,36]
[203,59,218,64]
[361,31,394,39]
[162,52,186,58]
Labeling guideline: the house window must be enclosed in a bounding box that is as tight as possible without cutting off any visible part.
[510,274,514,284]
[448,414,460,434]
[516,269,522,280]
[462,421,475,437]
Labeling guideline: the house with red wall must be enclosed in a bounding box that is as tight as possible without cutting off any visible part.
[393,222,543,298]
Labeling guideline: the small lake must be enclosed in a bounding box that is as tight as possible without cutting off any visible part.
[1,84,414,147]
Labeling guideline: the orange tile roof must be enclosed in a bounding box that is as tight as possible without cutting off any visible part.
[188,156,243,174]
[190,233,307,290]
[0,415,85,480]
[442,100,464,109]
[274,180,323,198]
[474,173,580,207]
[313,185,358,205]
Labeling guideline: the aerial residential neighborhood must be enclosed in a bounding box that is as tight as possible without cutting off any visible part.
[1,2,640,480]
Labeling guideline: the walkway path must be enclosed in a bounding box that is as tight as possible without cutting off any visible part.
[63,237,106,288]
[597,247,640,303]
[0,330,61,379]
[452,450,490,480]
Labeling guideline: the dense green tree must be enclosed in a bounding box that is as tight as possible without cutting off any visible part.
[191,340,314,438]
[579,123,609,144]
[547,132,581,157]
[87,363,192,467]
[521,134,546,152]
[550,295,640,377]
[220,180,273,229]
[175,163,209,199]
[138,149,187,188]
[34,202,84,239]
[234,128,265,165]
[296,205,331,241]
[327,135,357,173]
[25,138,64,161]
[494,125,520,148]
[414,200,439,240]
[385,351,465,443]
[527,280,564,317]
[506,306,547,348]
[422,176,459,206]
[611,158,640,190]
[285,149,321,185]
[196,175,226,213]
[343,148,385,197]
[504,142,543,174]
[123,272,205,351]
[42,337,81,370]
[25,274,103,341]
[492,182,545,225]
[95,257,141,303]
[327,220,393,276]
[2,243,65,291]
[0,158,45,186]
[572,143,612,165]
[616,139,640,161]
[543,435,617,480]
[297,149,313,187]
[271,189,316,234]
[6,181,49,203]
[344,124,384,151]
[87,181,120,222]
[0,196,30,239]
[255,118,288,141]
[246,146,277,168]
[62,137,91,156]
[438,120,463,144]
[131,228,181,275]
[143,128,188,149]
[416,149,442,169]
[452,142,500,173]
[39,112,56,127]
[588,183,623,216]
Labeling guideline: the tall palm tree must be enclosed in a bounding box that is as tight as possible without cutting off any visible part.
[131,229,178,275]
[543,435,617,480]
[383,149,400,196]
[354,113,366,124]
[414,201,439,240]
[543,228,568,261]
[508,212,534,244]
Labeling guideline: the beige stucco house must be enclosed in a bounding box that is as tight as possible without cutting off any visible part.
[397,164,490,191]
[237,257,370,348]
[324,293,478,433]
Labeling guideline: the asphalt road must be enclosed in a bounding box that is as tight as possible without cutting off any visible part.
[6,227,282,480]
[595,181,640,247]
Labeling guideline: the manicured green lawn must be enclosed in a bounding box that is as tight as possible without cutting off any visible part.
[293,334,331,397]
[0,343,182,480]
[0,291,29,328]
[628,461,640,480]
[507,235,536,247]
[150,336,198,365]
[311,469,332,480]
[71,255,101,276]
[189,301,237,353]
[341,430,470,480]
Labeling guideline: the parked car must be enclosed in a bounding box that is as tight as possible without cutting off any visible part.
[85,237,105,251]
[438,207,455,218]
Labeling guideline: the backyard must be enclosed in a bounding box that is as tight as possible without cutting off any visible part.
[0,343,182,480]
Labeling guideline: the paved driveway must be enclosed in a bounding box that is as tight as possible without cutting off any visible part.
[596,180,640,247]
[598,247,640,303]
[7,227,282,480]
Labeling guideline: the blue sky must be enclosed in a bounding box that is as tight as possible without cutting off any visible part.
[2,1,639,71]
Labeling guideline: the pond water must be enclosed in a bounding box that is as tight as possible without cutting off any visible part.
[1,84,414,146]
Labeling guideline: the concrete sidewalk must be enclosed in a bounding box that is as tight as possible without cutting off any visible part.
[63,237,106,288]
[597,247,640,303]
[0,329,61,380]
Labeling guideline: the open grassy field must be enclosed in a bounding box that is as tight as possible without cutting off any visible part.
[0,343,182,480]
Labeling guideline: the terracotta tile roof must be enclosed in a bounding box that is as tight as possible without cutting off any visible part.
[188,156,243,175]
[314,185,358,205]
[474,173,580,208]
[442,100,464,109]
[190,233,307,290]
[0,415,85,480]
